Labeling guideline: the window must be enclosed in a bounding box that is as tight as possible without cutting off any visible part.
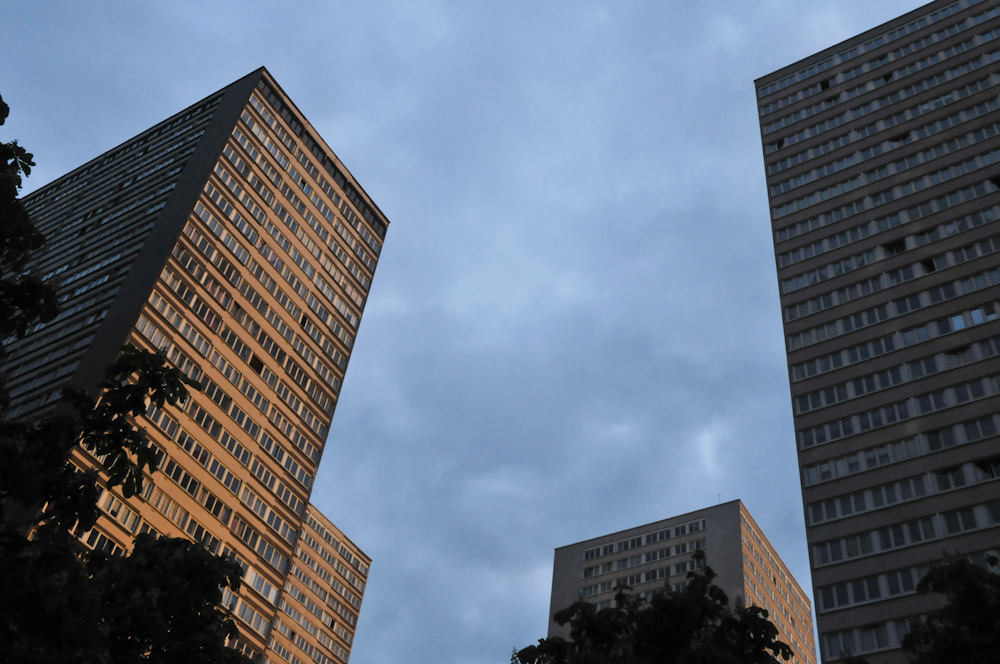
[882,238,906,255]
[974,457,1000,481]
[944,508,978,534]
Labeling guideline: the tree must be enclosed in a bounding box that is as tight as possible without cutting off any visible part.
[900,554,1000,664]
[514,553,793,664]
[0,93,58,393]
[0,92,248,664]
[785,554,1000,664]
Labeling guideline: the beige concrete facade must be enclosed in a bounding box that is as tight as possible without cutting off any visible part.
[7,69,386,663]
[756,1,1000,660]
[547,500,816,664]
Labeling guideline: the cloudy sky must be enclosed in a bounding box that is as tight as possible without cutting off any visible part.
[4,1,928,662]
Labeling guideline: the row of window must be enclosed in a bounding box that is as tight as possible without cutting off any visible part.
[787,215,999,350]
[757,0,972,98]
[742,543,808,631]
[785,207,999,306]
[582,519,705,560]
[741,514,809,611]
[583,539,707,578]
[239,107,376,286]
[284,580,355,647]
[809,456,1000,525]
[772,102,997,239]
[181,216,345,414]
[240,485,296,544]
[5,293,112,359]
[800,373,998,449]
[780,166,996,275]
[795,329,1000,415]
[765,51,998,155]
[823,618,910,661]
[229,124,373,299]
[306,514,369,578]
[222,587,269,637]
[267,126,378,275]
[181,206,338,443]
[8,101,216,417]
[792,331,895,381]
[764,17,999,138]
[764,26,985,139]
[196,185,356,356]
[804,406,997,489]
[817,549,997,613]
[773,114,1000,226]
[209,168,358,350]
[785,271,889,322]
[214,149,366,329]
[143,400,305,579]
[82,528,124,556]
[299,531,366,594]
[785,218,1000,320]
[813,500,1000,567]
[272,617,343,664]
[741,557,801,643]
[582,555,707,597]
[295,546,363,611]
[288,564,358,627]
[30,98,215,224]
[4,309,108,412]
[781,247,877,295]
[250,82,387,239]
[161,260,333,435]
[842,28,986,101]
[771,97,997,247]
[281,585,351,653]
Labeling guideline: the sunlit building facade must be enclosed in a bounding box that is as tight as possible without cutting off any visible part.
[548,500,817,664]
[757,1,1000,661]
[5,68,387,663]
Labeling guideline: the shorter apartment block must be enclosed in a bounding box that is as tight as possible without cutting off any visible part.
[548,500,816,664]
[270,505,370,664]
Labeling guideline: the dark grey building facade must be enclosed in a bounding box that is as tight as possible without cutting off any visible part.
[756,1,1000,661]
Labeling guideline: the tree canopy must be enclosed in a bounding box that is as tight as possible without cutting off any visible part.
[900,554,1000,664]
[514,555,793,664]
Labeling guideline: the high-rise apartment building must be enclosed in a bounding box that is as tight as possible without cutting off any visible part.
[4,68,388,663]
[547,500,817,664]
[756,1,1000,661]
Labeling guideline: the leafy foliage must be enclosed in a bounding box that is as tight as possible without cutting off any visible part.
[901,555,1000,664]
[514,554,793,664]
[73,344,200,498]
[0,92,246,664]
[0,93,57,370]
[92,535,246,664]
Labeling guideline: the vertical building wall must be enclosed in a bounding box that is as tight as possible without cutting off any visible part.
[738,504,817,662]
[547,501,815,664]
[8,68,386,663]
[270,505,370,664]
[756,1,1000,661]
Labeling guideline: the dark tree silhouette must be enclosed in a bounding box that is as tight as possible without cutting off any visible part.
[901,554,1000,664]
